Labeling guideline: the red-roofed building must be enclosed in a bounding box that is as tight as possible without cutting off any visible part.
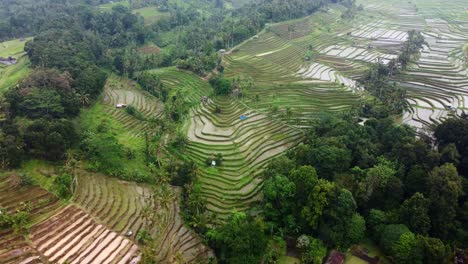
[325,250,345,264]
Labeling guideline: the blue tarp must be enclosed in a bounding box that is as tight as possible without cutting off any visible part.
[240,115,248,121]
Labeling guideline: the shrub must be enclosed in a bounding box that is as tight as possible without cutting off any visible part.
[125,105,146,121]
[297,235,327,264]
[137,228,153,245]
[53,173,73,199]
[209,74,232,95]
[264,236,287,264]
[19,173,34,187]
[464,43,468,60]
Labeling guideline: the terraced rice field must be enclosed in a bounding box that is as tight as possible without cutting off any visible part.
[29,205,141,264]
[224,11,365,126]
[183,97,304,217]
[356,0,468,129]
[0,38,31,93]
[146,67,213,105]
[101,75,164,137]
[0,175,61,221]
[0,174,144,264]
[226,0,468,130]
[74,172,213,263]
[0,175,61,264]
[0,231,43,264]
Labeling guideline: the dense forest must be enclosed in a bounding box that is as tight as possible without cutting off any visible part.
[0,0,467,263]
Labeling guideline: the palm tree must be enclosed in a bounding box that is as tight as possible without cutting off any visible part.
[65,151,79,194]
[78,93,90,106]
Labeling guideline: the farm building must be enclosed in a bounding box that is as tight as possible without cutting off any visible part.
[116,103,127,108]
[325,250,345,264]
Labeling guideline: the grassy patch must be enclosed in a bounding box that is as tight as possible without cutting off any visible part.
[344,254,367,264]
[0,38,31,94]
[133,6,169,25]
[0,57,30,94]
[0,38,31,57]
[98,1,130,10]
[278,256,300,264]
[79,101,149,175]
[20,160,60,193]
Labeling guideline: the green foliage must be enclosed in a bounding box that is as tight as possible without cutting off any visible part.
[419,235,450,264]
[207,211,268,264]
[398,30,426,69]
[171,131,188,150]
[170,160,197,187]
[182,183,209,233]
[263,174,296,233]
[19,173,34,187]
[264,236,287,264]
[0,206,31,234]
[137,228,153,245]
[125,105,146,121]
[302,179,335,229]
[392,232,423,264]
[209,75,232,96]
[81,129,125,176]
[427,163,463,240]
[308,140,352,179]
[296,235,327,264]
[52,173,73,199]
[379,224,410,256]
[137,72,167,101]
[434,117,468,175]
[399,193,430,235]
[361,63,408,115]
[319,189,366,248]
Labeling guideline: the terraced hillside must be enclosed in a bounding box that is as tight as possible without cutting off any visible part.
[29,205,141,264]
[0,174,141,264]
[356,0,468,129]
[101,75,164,137]
[225,1,468,130]
[147,67,213,105]
[0,38,31,93]
[0,175,62,221]
[224,11,365,126]
[184,97,304,217]
[0,174,62,264]
[74,172,213,263]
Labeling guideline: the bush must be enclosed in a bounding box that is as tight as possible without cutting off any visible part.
[209,75,232,95]
[53,173,73,199]
[137,228,153,245]
[125,105,146,121]
[19,173,34,187]
[264,236,287,264]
